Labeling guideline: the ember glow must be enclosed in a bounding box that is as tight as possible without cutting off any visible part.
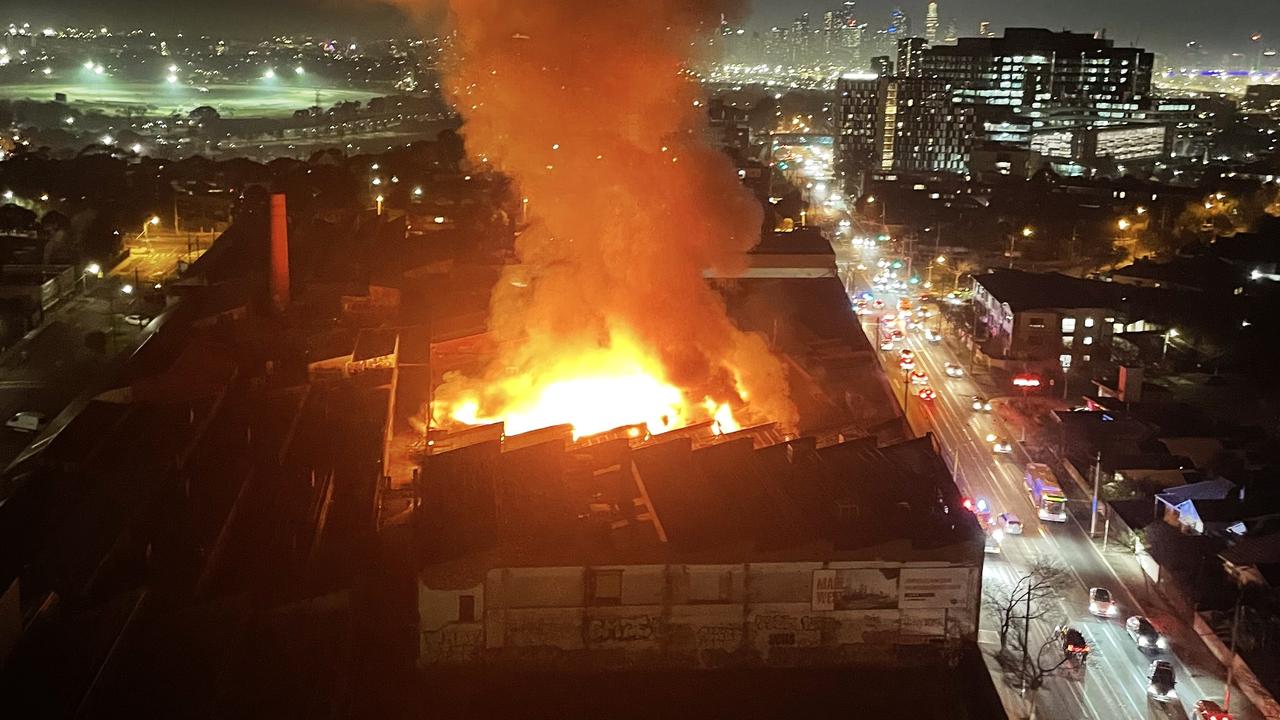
[405,0,797,438]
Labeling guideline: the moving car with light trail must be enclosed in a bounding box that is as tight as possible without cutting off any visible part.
[971,396,992,412]
[944,362,963,377]
[989,435,1013,454]
[997,512,1023,535]
[1126,615,1167,651]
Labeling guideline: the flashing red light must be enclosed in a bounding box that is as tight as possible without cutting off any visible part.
[962,497,974,511]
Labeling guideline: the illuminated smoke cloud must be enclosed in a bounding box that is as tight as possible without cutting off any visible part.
[397,0,798,434]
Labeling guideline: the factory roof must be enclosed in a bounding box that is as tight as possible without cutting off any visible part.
[414,433,980,588]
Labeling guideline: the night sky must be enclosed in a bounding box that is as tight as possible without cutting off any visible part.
[4,0,1276,56]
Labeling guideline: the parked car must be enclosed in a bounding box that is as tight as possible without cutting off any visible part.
[5,411,46,433]
[1193,699,1232,720]
[1126,615,1167,651]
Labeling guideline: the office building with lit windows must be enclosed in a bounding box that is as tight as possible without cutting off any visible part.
[915,28,1154,151]
[837,73,975,177]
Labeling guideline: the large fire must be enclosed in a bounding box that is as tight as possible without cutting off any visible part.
[401,0,797,439]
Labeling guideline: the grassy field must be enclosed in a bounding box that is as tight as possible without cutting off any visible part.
[0,81,385,118]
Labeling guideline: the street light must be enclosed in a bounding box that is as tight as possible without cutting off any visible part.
[143,215,159,238]
[1162,328,1179,361]
[375,194,385,216]
[1117,218,1132,231]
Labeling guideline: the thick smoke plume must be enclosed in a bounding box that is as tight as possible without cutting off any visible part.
[409,0,798,432]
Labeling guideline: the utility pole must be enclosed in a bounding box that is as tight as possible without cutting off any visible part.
[1225,588,1243,713]
[1090,451,1102,536]
[1021,577,1033,691]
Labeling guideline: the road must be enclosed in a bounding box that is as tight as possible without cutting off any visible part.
[831,236,1257,720]
[117,229,213,288]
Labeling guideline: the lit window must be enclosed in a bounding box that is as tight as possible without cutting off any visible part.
[1084,317,1095,328]
[1059,354,1073,369]
[1083,336,1094,345]
[1113,322,1124,334]
[1061,317,1077,333]
[1082,355,1091,362]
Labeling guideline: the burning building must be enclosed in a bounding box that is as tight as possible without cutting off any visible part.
[393,0,799,439]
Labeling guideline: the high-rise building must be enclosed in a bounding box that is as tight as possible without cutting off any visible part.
[837,73,975,177]
[870,55,894,77]
[897,37,928,78]
[916,28,1154,149]
[888,8,912,40]
[943,20,959,44]
[925,2,940,44]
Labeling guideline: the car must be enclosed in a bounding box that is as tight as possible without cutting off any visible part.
[1147,660,1177,703]
[925,328,942,342]
[872,299,886,310]
[916,386,936,401]
[983,531,1003,554]
[899,348,914,360]
[1089,587,1118,617]
[881,313,897,323]
[961,497,992,525]
[5,411,46,433]
[1126,615,1168,651]
[124,313,151,327]
[898,298,913,311]
[899,359,916,372]
[990,437,1013,454]
[891,329,905,341]
[880,339,895,351]
[997,512,1023,535]
[1193,699,1232,720]
[910,370,929,385]
[944,362,964,377]
[1055,625,1090,663]
[971,396,992,412]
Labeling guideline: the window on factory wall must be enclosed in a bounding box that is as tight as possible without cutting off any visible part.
[589,569,623,606]
[458,595,476,623]
[1082,355,1091,362]
[1083,336,1094,345]
[1061,317,1077,333]
[1060,354,1073,369]
[687,568,735,604]
[1029,318,1046,329]
[1084,317,1095,328]
[1062,336,1074,348]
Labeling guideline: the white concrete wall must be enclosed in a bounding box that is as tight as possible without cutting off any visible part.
[418,560,979,669]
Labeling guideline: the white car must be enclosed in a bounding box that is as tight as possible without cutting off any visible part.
[5,411,46,433]
[925,329,942,343]
[988,435,1013,454]
[944,362,964,377]
[971,396,992,412]
[1089,587,1118,617]
[997,512,1023,535]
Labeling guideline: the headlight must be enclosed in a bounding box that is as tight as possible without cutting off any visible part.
[1089,602,1099,612]
[1139,637,1150,646]
[1156,637,1168,649]
[1167,689,1177,699]
[1108,606,1119,616]
[1148,684,1157,695]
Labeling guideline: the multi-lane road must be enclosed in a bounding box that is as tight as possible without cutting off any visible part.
[833,239,1257,720]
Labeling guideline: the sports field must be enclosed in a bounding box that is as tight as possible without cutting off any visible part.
[0,81,384,118]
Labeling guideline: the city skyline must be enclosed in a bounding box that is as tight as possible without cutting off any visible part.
[1,0,1275,56]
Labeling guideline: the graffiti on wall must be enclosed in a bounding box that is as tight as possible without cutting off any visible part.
[587,615,660,644]
[695,625,742,650]
[423,624,483,661]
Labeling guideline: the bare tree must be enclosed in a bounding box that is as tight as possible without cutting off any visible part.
[996,629,1077,692]
[983,557,1071,649]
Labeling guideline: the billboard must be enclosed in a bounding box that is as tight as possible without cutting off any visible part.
[811,568,900,611]
[898,567,971,609]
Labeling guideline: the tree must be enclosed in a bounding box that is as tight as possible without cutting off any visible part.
[983,557,1071,649]
[995,627,1078,693]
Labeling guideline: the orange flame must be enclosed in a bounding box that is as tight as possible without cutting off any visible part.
[407,0,795,439]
